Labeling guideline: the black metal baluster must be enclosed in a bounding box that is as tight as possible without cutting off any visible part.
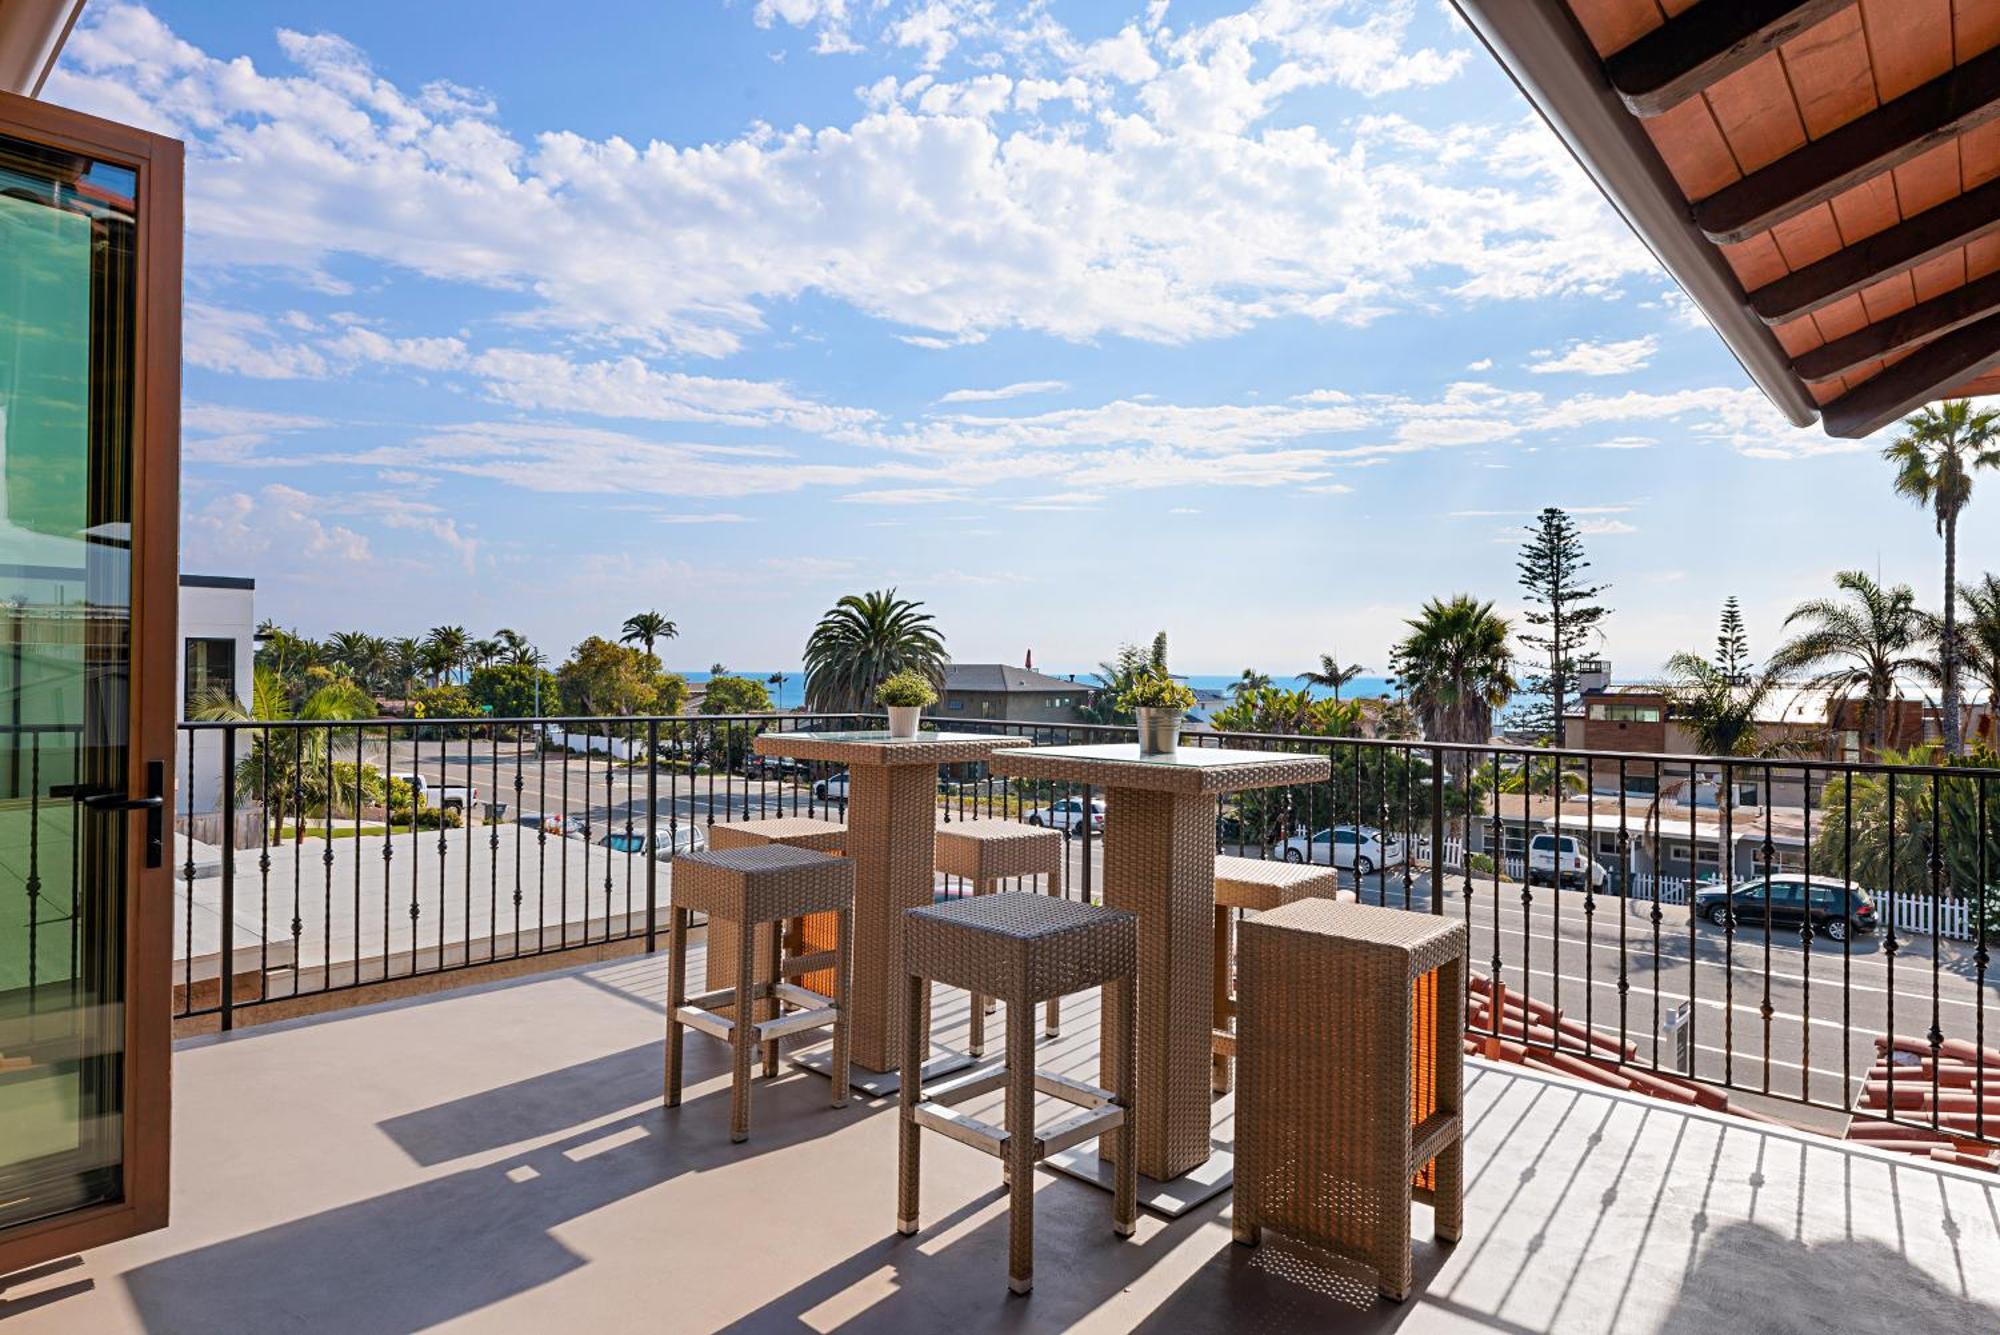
[1616,758,1629,1058]
[1928,770,1945,1128]
[1885,769,1899,1127]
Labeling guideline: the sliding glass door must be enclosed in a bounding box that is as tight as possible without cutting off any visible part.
[0,93,180,1272]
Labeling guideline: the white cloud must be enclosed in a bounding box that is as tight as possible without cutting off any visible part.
[47,3,1652,362]
[936,380,1068,404]
[655,512,752,525]
[1527,336,1659,377]
[1585,436,1655,450]
[181,404,328,462]
[184,484,372,573]
[1465,357,1492,371]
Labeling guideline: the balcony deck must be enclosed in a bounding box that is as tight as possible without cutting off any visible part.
[7,948,1999,1334]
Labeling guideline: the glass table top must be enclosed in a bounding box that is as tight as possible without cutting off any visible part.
[1012,743,1326,767]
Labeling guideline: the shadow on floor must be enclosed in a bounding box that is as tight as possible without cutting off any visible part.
[122,1040,848,1335]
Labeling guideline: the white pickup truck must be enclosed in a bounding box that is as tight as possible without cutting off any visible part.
[392,773,479,813]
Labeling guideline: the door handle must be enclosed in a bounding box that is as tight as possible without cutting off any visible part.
[74,760,166,869]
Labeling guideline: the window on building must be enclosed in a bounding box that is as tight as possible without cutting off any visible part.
[1696,846,1720,865]
[185,637,236,716]
[947,699,964,710]
[1588,702,1662,723]
[1667,843,1690,863]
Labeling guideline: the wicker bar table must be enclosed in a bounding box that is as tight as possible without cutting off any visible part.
[750,729,1033,1095]
[988,742,1330,1216]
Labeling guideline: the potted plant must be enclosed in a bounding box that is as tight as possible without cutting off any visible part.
[1119,668,1195,756]
[876,669,938,739]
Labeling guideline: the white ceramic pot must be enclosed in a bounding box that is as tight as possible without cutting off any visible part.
[886,704,922,738]
[1135,707,1183,756]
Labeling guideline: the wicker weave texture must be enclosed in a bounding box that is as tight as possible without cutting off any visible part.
[1233,901,1466,1300]
[934,819,1063,883]
[989,744,1330,795]
[705,818,848,1000]
[752,730,1032,767]
[842,760,942,1071]
[671,845,854,923]
[905,893,1136,1003]
[898,896,1138,1293]
[1213,855,1340,912]
[1099,785,1222,1180]
[708,817,848,854]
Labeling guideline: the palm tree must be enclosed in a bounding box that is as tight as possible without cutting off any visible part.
[1769,570,1927,754]
[389,637,422,700]
[422,625,469,684]
[1884,399,2000,754]
[620,611,677,659]
[1389,595,1516,746]
[326,630,374,681]
[1231,669,1272,698]
[192,666,376,838]
[494,627,534,665]
[470,637,503,671]
[1301,651,1367,703]
[1961,574,2000,710]
[803,588,947,713]
[767,671,788,710]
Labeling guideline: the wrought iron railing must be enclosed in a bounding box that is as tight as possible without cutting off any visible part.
[167,712,1999,1152]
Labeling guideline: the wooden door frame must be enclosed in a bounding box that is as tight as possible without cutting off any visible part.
[0,89,182,1277]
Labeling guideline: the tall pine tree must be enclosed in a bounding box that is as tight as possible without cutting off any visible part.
[1514,507,1611,744]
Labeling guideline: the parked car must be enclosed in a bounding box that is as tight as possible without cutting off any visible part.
[597,825,708,861]
[1526,832,1608,890]
[1693,875,1878,942]
[1279,825,1405,874]
[1027,795,1105,835]
[392,772,478,812]
[813,772,851,802]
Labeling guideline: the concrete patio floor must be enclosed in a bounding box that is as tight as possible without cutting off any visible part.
[5,950,1999,1334]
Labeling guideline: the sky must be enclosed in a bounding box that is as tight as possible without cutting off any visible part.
[41,0,2000,678]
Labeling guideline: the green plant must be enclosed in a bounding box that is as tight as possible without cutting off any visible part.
[1513,506,1611,742]
[1390,594,1517,746]
[1884,399,2000,755]
[1769,570,1928,754]
[876,669,938,708]
[1079,631,1169,725]
[1119,668,1194,712]
[1301,652,1366,704]
[701,674,774,714]
[1466,852,1496,875]
[803,588,947,712]
[620,610,678,658]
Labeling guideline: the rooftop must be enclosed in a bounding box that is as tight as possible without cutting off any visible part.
[942,663,1085,695]
[9,948,1997,1334]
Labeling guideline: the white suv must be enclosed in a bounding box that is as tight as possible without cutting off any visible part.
[1027,795,1105,835]
[1527,832,1608,890]
[1279,825,1405,875]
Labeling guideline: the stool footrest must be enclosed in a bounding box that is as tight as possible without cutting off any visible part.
[924,1062,1010,1107]
[675,1004,736,1044]
[1210,1029,1237,1059]
[912,1102,1010,1156]
[781,951,837,980]
[1035,1104,1125,1158]
[1411,1110,1461,1168]
[757,1004,840,1043]
[1034,1068,1115,1110]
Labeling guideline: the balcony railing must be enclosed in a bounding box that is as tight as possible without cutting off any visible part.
[157,711,2000,1155]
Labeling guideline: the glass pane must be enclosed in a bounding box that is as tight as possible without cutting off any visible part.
[0,132,137,1232]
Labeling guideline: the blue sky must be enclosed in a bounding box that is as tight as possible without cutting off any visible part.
[43,0,2000,677]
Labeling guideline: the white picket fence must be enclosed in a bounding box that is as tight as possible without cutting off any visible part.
[1421,838,1977,941]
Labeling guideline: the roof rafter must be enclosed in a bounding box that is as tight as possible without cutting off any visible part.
[1695,43,2000,245]
[1747,176,2000,324]
[1793,269,2000,382]
[1821,309,2000,437]
[1605,0,1852,118]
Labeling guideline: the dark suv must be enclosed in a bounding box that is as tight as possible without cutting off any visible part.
[1693,875,1878,942]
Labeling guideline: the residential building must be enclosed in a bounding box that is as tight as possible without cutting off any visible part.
[939,662,1092,723]
[174,574,254,817]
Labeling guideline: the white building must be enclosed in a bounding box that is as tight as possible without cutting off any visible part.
[175,574,255,816]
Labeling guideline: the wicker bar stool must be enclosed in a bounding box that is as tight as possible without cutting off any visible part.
[934,819,1066,1055]
[707,817,849,1018]
[1210,855,1348,1094]
[666,845,854,1143]
[898,895,1138,1296]
[1232,899,1467,1302]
